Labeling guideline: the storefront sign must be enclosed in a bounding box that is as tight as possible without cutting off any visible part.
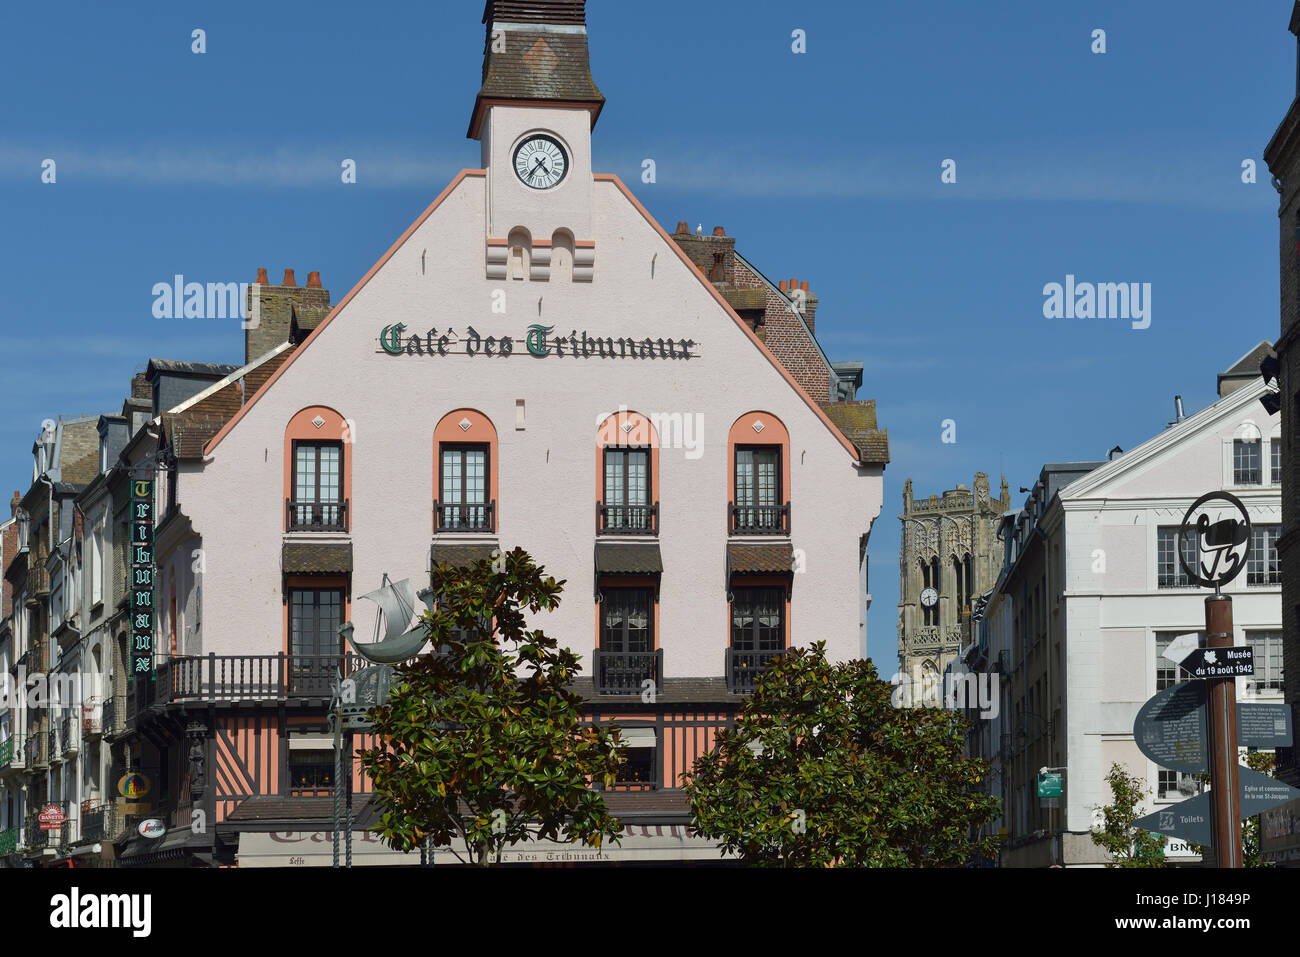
[39,805,67,830]
[378,324,697,361]
[118,772,151,800]
[130,478,155,680]
[138,819,166,839]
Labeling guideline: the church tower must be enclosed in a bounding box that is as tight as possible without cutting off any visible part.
[897,472,1010,683]
[471,0,604,282]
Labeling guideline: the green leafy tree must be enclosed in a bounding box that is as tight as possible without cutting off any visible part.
[358,547,625,865]
[1242,750,1276,868]
[683,643,1000,866]
[1091,762,1166,867]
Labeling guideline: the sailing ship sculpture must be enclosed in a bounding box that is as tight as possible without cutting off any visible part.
[339,574,436,664]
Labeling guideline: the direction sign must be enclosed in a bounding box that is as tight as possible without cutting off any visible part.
[1037,772,1062,798]
[1134,682,1207,773]
[1162,633,1201,665]
[1136,793,1213,846]
[1135,767,1300,846]
[1238,702,1293,748]
[1181,646,1254,679]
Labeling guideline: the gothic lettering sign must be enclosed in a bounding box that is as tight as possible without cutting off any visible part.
[377,324,697,361]
[130,478,155,680]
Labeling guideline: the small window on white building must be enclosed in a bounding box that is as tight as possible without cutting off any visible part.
[1246,631,1283,691]
[1234,438,1262,485]
[90,525,103,607]
[1248,525,1281,586]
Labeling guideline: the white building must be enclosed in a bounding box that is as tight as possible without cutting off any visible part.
[999,342,1281,867]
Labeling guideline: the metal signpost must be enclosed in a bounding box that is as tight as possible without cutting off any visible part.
[1174,492,1251,866]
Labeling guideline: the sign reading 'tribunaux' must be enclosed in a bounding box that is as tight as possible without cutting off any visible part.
[130,478,155,680]
[378,324,698,360]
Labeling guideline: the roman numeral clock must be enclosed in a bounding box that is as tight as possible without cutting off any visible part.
[513,134,568,190]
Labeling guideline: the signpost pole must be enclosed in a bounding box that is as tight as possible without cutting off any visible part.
[1205,594,1242,868]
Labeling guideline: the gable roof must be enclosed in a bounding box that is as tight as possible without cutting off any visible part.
[1059,374,1272,501]
[206,170,867,466]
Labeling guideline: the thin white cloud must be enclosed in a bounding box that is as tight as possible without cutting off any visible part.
[601,141,1274,211]
[0,138,1272,210]
[0,143,472,188]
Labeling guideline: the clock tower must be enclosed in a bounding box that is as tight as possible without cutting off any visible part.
[470,0,604,281]
[897,473,1010,685]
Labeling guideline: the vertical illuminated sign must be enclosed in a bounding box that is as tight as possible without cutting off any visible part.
[130,478,155,680]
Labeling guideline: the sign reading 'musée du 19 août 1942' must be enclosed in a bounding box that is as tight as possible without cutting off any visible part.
[378,324,699,361]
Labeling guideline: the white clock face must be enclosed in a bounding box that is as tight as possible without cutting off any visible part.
[514,135,568,189]
[920,587,938,608]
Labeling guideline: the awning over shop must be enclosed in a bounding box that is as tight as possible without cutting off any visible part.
[236,824,728,867]
[282,542,353,575]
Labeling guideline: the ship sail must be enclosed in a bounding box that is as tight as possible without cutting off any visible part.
[340,576,433,664]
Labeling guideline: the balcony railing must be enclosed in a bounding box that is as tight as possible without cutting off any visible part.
[101,694,118,738]
[287,498,349,532]
[25,804,68,850]
[80,803,114,843]
[25,732,47,770]
[593,648,663,695]
[726,647,786,694]
[596,502,659,536]
[25,563,51,599]
[728,502,790,535]
[59,713,78,755]
[434,499,495,533]
[83,700,103,739]
[129,653,367,711]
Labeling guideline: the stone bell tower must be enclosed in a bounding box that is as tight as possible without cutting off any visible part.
[897,472,1010,683]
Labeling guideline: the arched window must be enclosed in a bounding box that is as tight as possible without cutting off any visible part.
[508,227,531,281]
[728,412,791,534]
[284,406,352,532]
[596,410,659,534]
[551,229,575,283]
[963,553,973,616]
[434,410,499,533]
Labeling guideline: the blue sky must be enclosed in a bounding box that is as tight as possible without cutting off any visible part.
[0,0,1291,668]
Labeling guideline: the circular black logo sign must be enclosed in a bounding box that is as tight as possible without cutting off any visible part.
[1177,491,1252,589]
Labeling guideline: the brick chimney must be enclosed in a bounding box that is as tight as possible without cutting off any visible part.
[670,222,736,283]
[130,372,151,400]
[784,278,818,333]
[245,269,332,364]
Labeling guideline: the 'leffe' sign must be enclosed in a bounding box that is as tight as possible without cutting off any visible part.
[378,324,698,361]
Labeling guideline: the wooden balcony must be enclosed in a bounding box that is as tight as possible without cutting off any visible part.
[286,498,349,532]
[725,647,786,694]
[434,499,495,533]
[129,653,367,711]
[593,648,662,695]
[596,502,658,536]
[728,502,790,536]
